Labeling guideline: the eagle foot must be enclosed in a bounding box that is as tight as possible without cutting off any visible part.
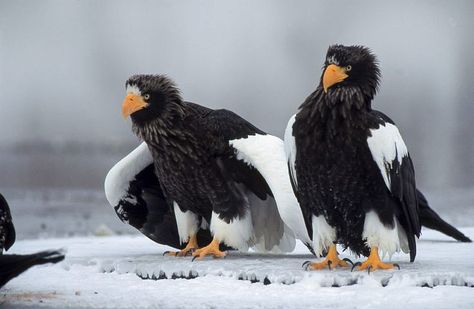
[192,238,226,261]
[163,234,198,257]
[303,244,349,271]
[352,247,400,273]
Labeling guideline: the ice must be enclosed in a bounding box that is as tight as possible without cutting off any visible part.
[1,228,473,308]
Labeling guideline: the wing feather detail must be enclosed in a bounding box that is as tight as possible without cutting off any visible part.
[367,119,420,261]
[229,133,312,247]
[367,122,408,191]
[105,142,153,207]
[284,114,298,190]
[104,143,214,249]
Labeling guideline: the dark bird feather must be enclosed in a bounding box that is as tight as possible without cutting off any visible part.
[0,250,65,288]
[1,193,65,288]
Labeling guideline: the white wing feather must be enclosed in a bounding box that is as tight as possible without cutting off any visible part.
[229,133,312,248]
[284,114,298,189]
[367,122,408,191]
[104,142,153,207]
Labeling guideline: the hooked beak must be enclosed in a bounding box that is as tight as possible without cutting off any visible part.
[323,64,349,93]
[122,94,148,118]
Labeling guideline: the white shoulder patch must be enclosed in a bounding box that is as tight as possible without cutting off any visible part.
[104,142,153,207]
[284,114,298,189]
[229,134,311,246]
[367,122,408,190]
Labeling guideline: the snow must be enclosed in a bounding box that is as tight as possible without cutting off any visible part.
[2,228,473,309]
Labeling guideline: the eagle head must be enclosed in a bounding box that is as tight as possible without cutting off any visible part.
[122,74,184,126]
[321,45,381,102]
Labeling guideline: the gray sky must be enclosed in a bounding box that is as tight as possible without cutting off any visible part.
[0,0,473,190]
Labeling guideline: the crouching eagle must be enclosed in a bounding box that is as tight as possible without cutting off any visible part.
[105,75,310,259]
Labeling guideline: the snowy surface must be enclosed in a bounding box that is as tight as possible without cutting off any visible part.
[1,228,473,309]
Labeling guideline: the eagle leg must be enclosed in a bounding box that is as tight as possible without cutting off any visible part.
[352,246,400,272]
[163,234,199,257]
[303,244,349,270]
[191,238,226,261]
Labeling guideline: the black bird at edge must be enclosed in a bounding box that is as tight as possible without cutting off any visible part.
[284,45,471,272]
[0,193,65,288]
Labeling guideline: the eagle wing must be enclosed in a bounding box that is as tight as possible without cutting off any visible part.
[283,114,315,252]
[367,111,421,261]
[284,114,298,191]
[201,107,311,252]
[104,143,213,249]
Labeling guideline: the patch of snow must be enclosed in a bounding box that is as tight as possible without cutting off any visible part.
[1,228,473,308]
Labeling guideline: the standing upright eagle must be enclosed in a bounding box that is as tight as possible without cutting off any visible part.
[284,45,470,272]
[105,75,311,259]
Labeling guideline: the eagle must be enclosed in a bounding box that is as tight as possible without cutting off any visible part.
[284,44,470,271]
[105,75,310,259]
[0,193,64,288]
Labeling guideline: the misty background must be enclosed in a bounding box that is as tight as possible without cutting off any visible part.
[0,0,473,238]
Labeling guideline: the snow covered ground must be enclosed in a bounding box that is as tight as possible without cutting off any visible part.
[2,228,473,309]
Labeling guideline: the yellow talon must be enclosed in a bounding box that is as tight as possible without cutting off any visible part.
[304,244,349,270]
[192,238,226,260]
[355,247,400,272]
[164,234,198,257]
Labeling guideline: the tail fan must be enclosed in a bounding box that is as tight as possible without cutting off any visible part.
[417,190,471,242]
[0,250,65,288]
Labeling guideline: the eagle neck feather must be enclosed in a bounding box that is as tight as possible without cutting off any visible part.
[297,86,373,142]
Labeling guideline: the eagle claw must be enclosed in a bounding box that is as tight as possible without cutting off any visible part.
[351,262,362,272]
[342,258,355,266]
[302,261,312,270]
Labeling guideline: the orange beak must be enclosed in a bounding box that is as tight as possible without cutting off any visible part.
[122,94,148,118]
[323,64,349,93]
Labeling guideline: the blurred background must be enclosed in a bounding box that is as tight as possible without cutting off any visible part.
[1,0,473,239]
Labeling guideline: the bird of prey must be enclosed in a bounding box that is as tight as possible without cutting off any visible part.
[105,74,310,259]
[284,44,470,272]
[0,193,65,288]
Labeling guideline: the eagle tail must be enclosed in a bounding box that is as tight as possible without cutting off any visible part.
[417,190,471,242]
[0,250,65,288]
